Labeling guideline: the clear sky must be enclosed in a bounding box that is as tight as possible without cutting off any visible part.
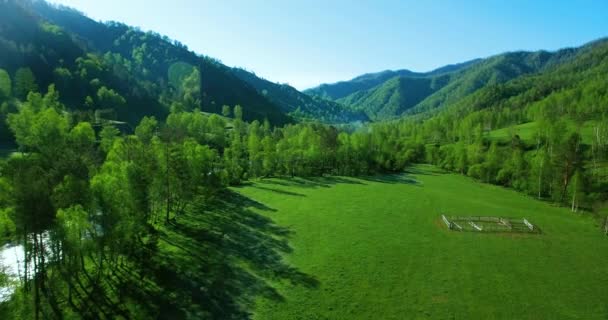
[50,0,608,90]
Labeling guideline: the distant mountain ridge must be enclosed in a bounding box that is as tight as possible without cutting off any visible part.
[304,59,480,101]
[305,46,589,120]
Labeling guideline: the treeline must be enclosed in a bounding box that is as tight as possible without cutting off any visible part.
[0,83,416,318]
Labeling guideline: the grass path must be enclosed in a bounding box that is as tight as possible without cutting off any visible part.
[235,165,608,319]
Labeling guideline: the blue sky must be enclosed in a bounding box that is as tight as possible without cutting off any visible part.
[51,0,608,90]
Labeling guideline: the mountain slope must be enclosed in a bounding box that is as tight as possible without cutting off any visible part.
[437,38,608,119]
[408,48,579,115]
[0,0,292,127]
[231,68,368,123]
[305,59,479,101]
[337,75,450,119]
[310,48,581,120]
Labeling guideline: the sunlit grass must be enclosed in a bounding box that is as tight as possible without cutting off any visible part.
[237,165,608,319]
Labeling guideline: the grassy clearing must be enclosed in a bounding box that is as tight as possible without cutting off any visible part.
[487,122,538,143]
[236,165,608,319]
[487,121,597,145]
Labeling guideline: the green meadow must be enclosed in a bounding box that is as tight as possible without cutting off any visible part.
[487,121,598,145]
[235,165,608,319]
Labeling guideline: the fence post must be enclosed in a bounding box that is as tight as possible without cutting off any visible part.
[442,215,452,229]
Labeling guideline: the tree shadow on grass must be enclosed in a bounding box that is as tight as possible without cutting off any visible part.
[259,178,332,189]
[116,190,316,319]
[250,185,306,197]
[64,190,316,319]
[358,174,422,186]
[258,176,364,190]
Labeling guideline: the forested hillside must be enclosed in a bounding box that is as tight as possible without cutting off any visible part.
[309,47,582,120]
[0,0,293,141]
[336,75,449,120]
[304,59,479,101]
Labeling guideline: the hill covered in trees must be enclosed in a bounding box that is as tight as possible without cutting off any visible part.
[305,59,479,101]
[0,0,379,145]
[0,0,304,144]
[307,46,587,120]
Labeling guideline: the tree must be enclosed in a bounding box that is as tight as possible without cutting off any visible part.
[484,141,501,183]
[553,132,583,203]
[261,136,275,177]
[7,91,69,157]
[0,69,11,101]
[234,105,243,121]
[135,116,158,144]
[568,169,585,212]
[97,86,126,109]
[55,205,91,304]
[99,125,121,154]
[530,147,550,199]
[455,142,468,175]
[13,68,38,100]
[69,122,96,154]
[222,105,231,118]
[181,68,201,110]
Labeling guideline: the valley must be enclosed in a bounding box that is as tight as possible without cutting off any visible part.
[0,0,606,319]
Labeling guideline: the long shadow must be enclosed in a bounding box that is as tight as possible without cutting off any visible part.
[358,174,422,186]
[113,190,317,319]
[251,185,306,197]
[258,175,366,189]
[260,178,332,189]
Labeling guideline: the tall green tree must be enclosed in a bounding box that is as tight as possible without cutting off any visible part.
[0,69,11,101]
[13,68,38,100]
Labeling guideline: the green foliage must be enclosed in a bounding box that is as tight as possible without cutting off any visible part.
[221,105,231,117]
[0,207,16,242]
[96,86,126,109]
[0,69,11,101]
[168,61,195,90]
[69,122,95,152]
[13,68,38,100]
[99,125,120,153]
[134,116,157,144]
[7,89,69,155]
[56,205,91,244]
[233,105,243,121]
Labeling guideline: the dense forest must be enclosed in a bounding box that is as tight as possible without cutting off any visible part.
[0,0,607,319]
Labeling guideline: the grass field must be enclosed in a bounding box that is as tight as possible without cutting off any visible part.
[487,121,597,145]
[487,122,538,143]
[235,165,608,319]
